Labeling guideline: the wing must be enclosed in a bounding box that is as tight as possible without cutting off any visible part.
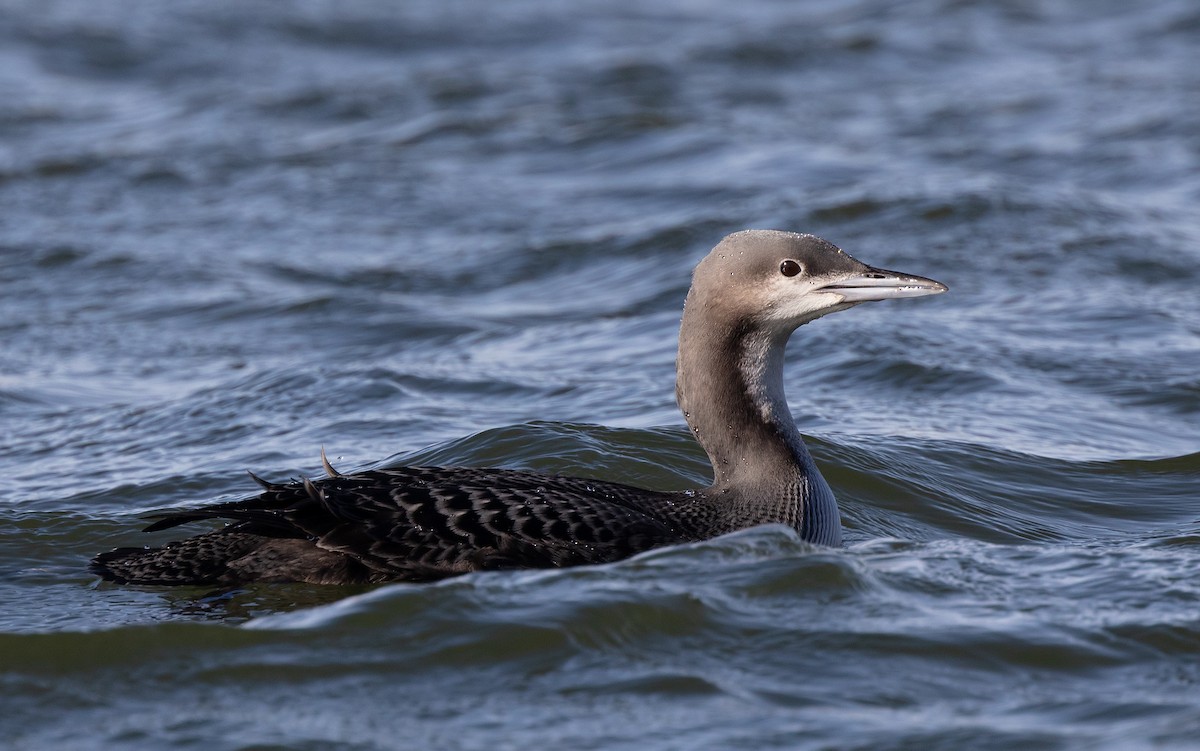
[144,466,688,581]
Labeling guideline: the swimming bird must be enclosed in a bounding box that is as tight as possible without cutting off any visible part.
[91,230,946,586]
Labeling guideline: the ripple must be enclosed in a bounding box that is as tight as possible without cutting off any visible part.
[4,0,1200,747]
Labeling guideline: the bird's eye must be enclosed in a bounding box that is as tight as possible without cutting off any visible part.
[780,260,803,277]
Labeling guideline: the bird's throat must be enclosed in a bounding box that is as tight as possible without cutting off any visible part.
[676,320,817,489]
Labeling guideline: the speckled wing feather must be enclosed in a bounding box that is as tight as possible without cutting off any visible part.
[298,468,689,575]
[95,467,692,584]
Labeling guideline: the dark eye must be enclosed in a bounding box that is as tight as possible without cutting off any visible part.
[780,259,803,277]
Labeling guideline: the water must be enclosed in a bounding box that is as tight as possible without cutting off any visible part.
[2,0,1199,748]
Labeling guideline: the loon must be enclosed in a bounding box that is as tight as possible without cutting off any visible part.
[91,230,946,586]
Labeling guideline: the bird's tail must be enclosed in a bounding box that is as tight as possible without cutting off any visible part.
[90,531,264,585]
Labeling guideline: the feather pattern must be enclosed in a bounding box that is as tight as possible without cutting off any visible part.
[95,466,702,585]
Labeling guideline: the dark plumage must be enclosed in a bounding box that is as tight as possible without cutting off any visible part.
[95,467,700,585]
[92,230,946,586]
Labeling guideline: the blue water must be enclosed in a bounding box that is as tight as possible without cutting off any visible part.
[2,1,1199,748]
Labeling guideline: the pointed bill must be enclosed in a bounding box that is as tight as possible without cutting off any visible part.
[819,266,948,303]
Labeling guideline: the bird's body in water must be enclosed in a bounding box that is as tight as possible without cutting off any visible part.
[92,230,947,586]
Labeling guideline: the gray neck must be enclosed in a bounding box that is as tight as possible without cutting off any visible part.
[676,320,815,486]
[675,308,841,545]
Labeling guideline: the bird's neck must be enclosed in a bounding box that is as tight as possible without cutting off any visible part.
[675,313,817,490]
[675,309,841,545]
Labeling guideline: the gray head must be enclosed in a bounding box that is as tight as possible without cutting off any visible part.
[674,231,945,538]
[687,230,947,334]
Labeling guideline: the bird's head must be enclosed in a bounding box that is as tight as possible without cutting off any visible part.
[688,230,947,334]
